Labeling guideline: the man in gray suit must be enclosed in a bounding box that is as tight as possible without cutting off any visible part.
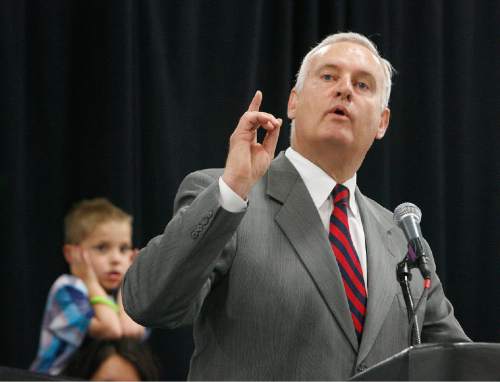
[122,32,469,380]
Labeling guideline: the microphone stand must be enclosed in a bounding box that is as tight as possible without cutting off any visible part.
[396,257,421,346]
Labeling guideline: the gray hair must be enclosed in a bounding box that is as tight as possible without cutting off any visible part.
[294,32,395,108]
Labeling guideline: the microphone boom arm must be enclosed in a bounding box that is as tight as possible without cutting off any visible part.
[397,256,422,346]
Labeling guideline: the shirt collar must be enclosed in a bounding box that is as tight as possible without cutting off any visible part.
[285,147,359,217]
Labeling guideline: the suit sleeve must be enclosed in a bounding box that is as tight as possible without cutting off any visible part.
[122,170,246,328]
[421,241,471,342]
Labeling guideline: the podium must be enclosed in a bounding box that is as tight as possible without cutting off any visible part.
[351,342,500,381]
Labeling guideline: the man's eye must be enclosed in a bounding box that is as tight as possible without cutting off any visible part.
[322,74,334,81]
[356,81,369,90]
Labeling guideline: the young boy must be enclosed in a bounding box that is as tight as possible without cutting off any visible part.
[31,198,146,375]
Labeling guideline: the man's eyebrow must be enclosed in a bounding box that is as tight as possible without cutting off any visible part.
[315,63,340,72]
[315,64,377,82]
[355,70,377,80]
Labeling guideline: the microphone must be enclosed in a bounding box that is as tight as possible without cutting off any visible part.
[393,202,432,280]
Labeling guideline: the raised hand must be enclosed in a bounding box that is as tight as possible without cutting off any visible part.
[67,245,99,287]
[222,90,282,199]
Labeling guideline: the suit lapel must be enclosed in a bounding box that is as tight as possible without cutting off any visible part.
[355,189,401,363]
[268,153,358,351]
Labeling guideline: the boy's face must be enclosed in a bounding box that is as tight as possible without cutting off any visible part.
[79,220,133,291]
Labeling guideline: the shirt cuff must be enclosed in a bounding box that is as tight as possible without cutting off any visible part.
[218,177,248,213]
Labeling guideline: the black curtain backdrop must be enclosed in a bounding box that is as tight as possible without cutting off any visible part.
[1,0,499,380]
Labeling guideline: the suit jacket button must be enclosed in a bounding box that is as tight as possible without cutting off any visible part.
[356,364,367,373]
[191,231,198,239]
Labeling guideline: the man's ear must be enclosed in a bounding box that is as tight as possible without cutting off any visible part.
[376,107,390,140]
[63,244,74,264]
[287,88,298,120]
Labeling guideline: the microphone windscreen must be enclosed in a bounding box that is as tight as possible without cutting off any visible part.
[393,202,422,225]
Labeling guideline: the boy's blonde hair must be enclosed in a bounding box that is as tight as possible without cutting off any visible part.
[64,198,132,244]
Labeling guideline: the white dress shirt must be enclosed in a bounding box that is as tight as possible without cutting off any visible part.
[218,147,368,291]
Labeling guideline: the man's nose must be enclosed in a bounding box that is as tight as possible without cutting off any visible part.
[334,76,352,101]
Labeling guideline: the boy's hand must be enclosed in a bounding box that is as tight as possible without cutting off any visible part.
[117,288,145,338]
[68,246,99,286]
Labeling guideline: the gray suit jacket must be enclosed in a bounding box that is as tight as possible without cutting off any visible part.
[123,153,469,380]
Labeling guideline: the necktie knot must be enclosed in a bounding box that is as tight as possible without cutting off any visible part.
[332,184,349,206]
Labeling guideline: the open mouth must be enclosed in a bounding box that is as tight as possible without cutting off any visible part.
[106,271,122,281]
[329,105,350,118]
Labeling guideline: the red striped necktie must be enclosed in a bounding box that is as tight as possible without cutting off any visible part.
[329,184,367,342]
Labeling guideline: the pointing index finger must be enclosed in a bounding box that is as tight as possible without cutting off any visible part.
[247,90,262,112]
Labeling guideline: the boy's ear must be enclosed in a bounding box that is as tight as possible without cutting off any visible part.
[63,244,74,264]
[131,248,140,262]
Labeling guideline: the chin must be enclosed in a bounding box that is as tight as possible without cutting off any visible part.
[320,133,354,148]
[102,282,121,293]
[319,122,350,137]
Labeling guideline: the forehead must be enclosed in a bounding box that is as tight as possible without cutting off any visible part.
[86,220,131,242]
[309,41,384,80]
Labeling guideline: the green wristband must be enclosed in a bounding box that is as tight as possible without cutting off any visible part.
[89,296,119,313]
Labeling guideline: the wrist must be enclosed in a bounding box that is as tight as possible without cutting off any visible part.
[89,295,119,313]
[221,173,251,199]
[85,279,107,297]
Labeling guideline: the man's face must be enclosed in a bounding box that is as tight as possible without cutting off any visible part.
[80,220,133,291]
[288,41,390,160]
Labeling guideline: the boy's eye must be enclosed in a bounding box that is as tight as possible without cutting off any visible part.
[93,243,109,253]
[120,245,132,254]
